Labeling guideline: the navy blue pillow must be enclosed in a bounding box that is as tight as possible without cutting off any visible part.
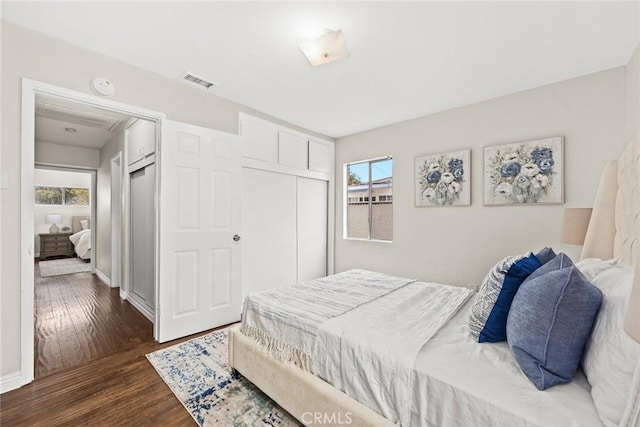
[534,247,556,265]
[468,253,542,343]
[506,253,602,390]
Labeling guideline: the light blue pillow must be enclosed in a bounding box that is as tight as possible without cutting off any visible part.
[534,247,556,265]
[506,253,602,390]
[468,253,542,343]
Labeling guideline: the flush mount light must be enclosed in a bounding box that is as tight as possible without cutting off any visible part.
[65,127,77,133]
[299,29,350,67]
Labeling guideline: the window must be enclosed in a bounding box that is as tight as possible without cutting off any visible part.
[35,186,89,206]
[34,186,63,205]
[345,157,393,241]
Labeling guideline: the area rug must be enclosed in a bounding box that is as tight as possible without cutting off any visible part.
[146,329,300,427]
[39,257,91,277]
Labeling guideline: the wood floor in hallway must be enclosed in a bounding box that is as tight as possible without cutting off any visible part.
[33,260,153,378]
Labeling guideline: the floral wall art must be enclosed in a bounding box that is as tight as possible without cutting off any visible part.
[415,149,471,207]
[484,136,564,205]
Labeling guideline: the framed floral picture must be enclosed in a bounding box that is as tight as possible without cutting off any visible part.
[415,149,471,207]
[484,136,564,205]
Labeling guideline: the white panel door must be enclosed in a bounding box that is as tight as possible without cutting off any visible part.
[158,120,242,343]
[297,177,328,282]
[242,168,297,296]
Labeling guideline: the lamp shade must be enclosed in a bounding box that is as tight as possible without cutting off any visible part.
[560,208,592,245]
[45,214,62,225]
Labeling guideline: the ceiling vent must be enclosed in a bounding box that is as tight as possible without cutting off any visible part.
[180,72,216,89]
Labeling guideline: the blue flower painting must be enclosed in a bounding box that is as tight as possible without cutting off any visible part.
[416,149,471,207]
[484,137,564,205]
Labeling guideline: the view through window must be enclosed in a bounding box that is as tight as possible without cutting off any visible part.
[346,157,393,241]
[35,186,89,206]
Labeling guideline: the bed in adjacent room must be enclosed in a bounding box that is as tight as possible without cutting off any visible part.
[69,216,91,260]
[229,135,640,427]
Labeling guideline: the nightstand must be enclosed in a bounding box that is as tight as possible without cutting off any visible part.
[39,233,74,260]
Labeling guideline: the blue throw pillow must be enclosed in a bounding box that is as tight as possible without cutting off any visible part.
[534,247,556,265]
[506,253,602,390]
[468,253,542,343]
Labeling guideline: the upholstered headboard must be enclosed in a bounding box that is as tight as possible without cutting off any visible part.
[582,134,639,342]
[71,216,90,234]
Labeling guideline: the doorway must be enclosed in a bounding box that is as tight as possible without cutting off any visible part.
[20,79,165,385]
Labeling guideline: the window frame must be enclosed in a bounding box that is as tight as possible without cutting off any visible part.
[343,156,393,242]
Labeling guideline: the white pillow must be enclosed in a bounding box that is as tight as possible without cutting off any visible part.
[575,258,617,282]
[80,219,89,230]
[581,265,640,427]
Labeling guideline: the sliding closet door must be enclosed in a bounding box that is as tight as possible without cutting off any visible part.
[130,164,155,313]
[297,177,328,282]
[242,168,297,295]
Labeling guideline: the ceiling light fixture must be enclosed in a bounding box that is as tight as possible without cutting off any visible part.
[299,29,350,67]
[65,127,77,133]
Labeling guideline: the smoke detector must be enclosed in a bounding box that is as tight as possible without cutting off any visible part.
[91,77,115,96]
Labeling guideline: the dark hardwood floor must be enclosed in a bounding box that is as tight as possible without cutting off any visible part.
[33,261,153,378]
[0,260,228,426]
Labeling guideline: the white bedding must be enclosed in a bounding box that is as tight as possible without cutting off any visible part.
[241,269,416,371]
[314,281,473,426]
[69,229,91,259]
[412,297,601,427]
[241,270,602,427]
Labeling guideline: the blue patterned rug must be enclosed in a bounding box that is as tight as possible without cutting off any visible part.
[146,329,300,426]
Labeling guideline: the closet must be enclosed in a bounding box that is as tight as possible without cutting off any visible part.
[126,118,157,319]
[240,114,334,296]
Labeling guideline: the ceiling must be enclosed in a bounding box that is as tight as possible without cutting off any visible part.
[35,94,130,149]
[5,2,639,138]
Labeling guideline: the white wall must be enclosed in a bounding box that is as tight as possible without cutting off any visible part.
[335,67,628,287]
[0,20,331,378]
[95,130,124,277]
[35,141,100,169]
[33,169,91,255]
[628,44,639,139]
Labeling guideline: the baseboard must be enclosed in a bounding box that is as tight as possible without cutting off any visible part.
[126,293,155,323]
[94,268,112,287]
[0,371,24,394]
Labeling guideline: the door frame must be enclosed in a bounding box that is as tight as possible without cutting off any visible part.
[110,152,123,288]
[20,78,165,389]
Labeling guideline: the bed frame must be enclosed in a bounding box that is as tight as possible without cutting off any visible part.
[229,135,640,427]
[71,215,90,234]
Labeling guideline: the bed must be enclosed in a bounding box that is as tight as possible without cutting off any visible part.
[69,216,91,260]
[229,134,640,427]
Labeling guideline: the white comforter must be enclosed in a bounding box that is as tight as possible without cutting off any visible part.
[314,281,473,426]
[69,229,91,259]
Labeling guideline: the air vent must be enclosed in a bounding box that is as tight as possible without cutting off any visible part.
[180,72,216,89]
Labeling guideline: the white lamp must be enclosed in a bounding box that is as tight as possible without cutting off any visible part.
[560,208,592,245]
[45,214,63,233]
[299,29,350,67]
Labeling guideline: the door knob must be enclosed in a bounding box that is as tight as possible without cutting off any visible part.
[233,234,241,242]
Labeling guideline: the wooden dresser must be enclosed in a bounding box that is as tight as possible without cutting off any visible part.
[39,233,74,260]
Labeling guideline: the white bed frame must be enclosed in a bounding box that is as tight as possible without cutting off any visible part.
[229,135,640,427]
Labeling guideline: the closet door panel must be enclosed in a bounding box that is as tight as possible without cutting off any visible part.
[242,168,297,295]
[297,177,328,282]
[130,165,155,310]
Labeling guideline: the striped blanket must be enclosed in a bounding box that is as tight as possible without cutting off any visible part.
[241,269,416,372]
